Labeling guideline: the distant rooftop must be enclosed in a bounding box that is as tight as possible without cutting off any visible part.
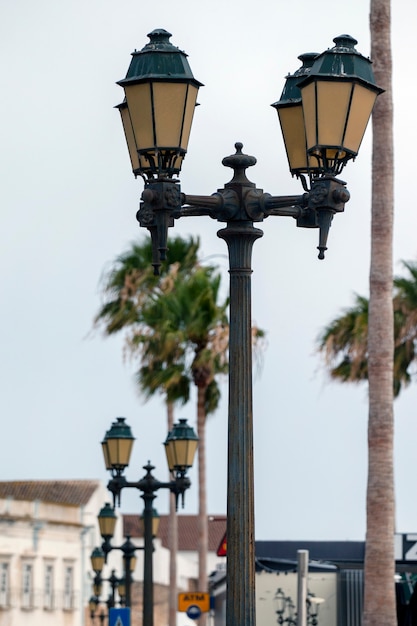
[0,480,100,507]
[256,540,366,568]
[124,514,227,552]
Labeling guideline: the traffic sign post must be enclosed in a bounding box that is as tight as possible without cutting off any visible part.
[109,607,131,626]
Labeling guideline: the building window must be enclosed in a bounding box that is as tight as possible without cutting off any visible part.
[44,563,54,610]
[22,562,34,609]
[0,562,9,608]
[63,565,74,610]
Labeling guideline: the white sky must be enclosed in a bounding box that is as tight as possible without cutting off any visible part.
[1,0,416,541]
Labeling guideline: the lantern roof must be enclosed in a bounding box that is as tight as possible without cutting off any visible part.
[299,34,383,92]
[118,29,203,86]
[165,418,199,444]
[104,417,134,442]
[273,52,318,106]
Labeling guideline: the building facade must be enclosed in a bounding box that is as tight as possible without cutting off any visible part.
[0,480,118,626]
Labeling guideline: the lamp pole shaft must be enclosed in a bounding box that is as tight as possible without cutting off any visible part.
[218,220,263,626]
[143,492,155,626]
[124,554,131,608]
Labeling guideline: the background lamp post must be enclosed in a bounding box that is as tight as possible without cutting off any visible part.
[115,30,381,626]
[274,588,323,626]
[101,416,198,626]
[90,532,134,608]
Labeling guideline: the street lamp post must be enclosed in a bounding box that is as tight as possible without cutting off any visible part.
[101,417,198,626]
[92,506,139,609]
[115,30,382,626]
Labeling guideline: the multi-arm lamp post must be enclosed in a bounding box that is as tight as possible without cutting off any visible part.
[101,417,198,626]
[89,556,127,623]
[114,29,382,626]
[275,589,324,626]
[90,503,140,609]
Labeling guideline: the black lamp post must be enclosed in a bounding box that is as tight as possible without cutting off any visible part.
[91,523,138,609]
[274,588,324,626]
[101,416,198,626]
[115,30,382,626]
[89,558,127,624]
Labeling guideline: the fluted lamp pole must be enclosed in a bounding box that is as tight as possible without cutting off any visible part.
[101,417,198,626]
[115,30,382,626]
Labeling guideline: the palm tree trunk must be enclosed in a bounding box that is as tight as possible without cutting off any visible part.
[167,401,178,626]
[363,2,395,625]
[197,385,208,626]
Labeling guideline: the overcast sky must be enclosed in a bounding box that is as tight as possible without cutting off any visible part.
[1,0,416,542]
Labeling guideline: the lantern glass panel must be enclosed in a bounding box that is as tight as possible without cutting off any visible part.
[164,440,176,472]
[316,81,352,147]
[343,83,378,153]
[301,81,316,151]
[106,438,134,468]
[101,440,112,471]
[119,105,140,172]
[277,103,317,173]
[180,84,198,149]
[152,514,160,538]
[153,82,189,147]
[118,579,126,598]
[125,83,154,150]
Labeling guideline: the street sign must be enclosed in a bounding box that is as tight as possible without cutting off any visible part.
[178,592,210,613]
[186,605,202,620]
[217,531,227,556]
[109,607,131,626]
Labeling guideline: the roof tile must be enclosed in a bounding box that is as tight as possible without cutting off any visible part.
[0,480,100,506]
[123,514,226,552]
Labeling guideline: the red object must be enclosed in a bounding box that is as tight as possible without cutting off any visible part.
[217,531,227,556]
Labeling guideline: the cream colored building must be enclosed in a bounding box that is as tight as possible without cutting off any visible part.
[0,480,121,626]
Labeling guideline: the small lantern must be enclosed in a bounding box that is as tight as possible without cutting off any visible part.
[102,417,135,471]
[89,595,99,616]
[117,29,203,179]
[140,507,160,538]
[98,502,117,539]
[118,577,126,600]
[90,547,105,573]
[274,588,286,616]
[164,418,198,473]
[298,34,383,176]
[272,52,318,178]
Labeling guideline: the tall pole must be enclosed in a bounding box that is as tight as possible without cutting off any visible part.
[124,552,132,609]
[218,221,262,626]
[142,490,155,626]
[297,550,308,626]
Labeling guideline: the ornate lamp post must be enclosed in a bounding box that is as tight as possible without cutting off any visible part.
[101,417,198,626]
[274,588,324,626]
[115,30,382,626]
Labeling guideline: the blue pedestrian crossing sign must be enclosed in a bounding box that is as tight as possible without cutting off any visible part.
[109,607,131,626]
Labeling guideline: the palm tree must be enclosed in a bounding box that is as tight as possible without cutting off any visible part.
[318,261,417,398]
[319,3,395,618]
[366,1,395,621]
